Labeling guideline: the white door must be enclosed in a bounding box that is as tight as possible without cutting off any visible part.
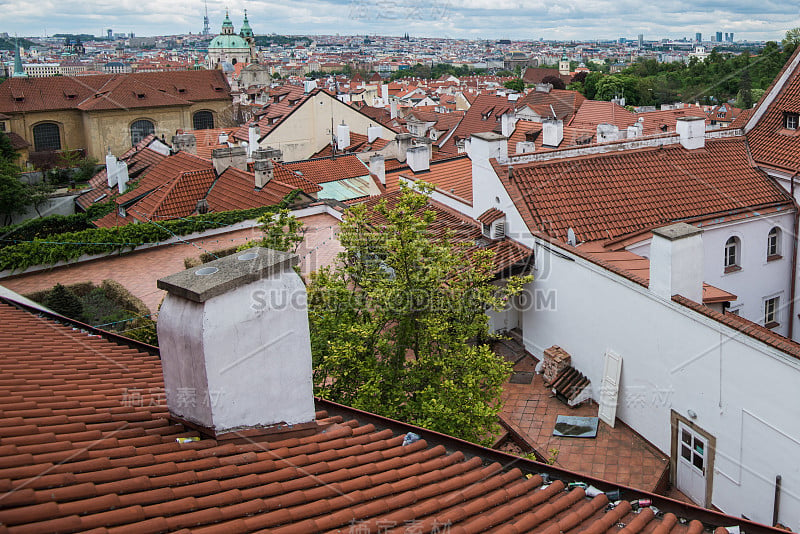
[677,421,709,507]
[598,350,622,428]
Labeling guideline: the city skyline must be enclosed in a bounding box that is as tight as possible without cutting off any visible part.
[2,0,798,41]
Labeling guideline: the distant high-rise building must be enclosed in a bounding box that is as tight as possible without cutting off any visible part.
[638,33,643,47]
[716,31,722,43]
[729,32,734,42]
[107,29,113,40]
[696,32,702,42]
[619,37,626,44]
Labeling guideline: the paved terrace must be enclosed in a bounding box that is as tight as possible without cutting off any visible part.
[0,213,343,314]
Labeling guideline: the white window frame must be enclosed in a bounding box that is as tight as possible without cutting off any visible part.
[767,227,781,258]
[764,295,780,327]
[785,113,798,130]
[724,236,740,270]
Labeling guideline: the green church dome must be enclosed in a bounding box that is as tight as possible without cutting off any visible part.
[209,34,250,50]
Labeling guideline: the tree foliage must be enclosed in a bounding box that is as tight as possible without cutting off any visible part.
[503,78,525,92]
[541,75,566,90]
[44,284,85,319]
[308,185,532,445]
[390,63,487,81]
[239,209,305,253]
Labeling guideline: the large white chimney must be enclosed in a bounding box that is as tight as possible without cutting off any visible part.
[248,123,261,157]
[370,153,386,186]
[501,111,517,138]
[254,158,274,189]
[676,116,705,150]
[516,141,536,154]
[303,80,317,94]
[469,132,508,217]
[336,122,350,151]
[649,222,704,303]
[381,83,389,104]
[542,119,564,147]
[596,123,619,143]
[106,149,129,193]
[390,100,398,119]
[367,125,383,144]
[407,144,430,173]
[156,248,316,435]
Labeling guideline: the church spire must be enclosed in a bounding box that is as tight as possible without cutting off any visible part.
[240,9,254,39]
[12,36,27,78]
[221,8,234,35]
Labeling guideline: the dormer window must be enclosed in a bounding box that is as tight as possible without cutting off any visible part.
[477,208,506,240]
[784,112,798,130]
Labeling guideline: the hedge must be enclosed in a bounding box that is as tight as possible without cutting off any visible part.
[0,192,299,272]
[0,202,115,250]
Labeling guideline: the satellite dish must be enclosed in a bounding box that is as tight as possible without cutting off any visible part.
[567,228,577,246]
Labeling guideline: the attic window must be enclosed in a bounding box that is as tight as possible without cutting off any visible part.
[784,113,798,130]
[63,90,77,100]
[482,221,506,240]
[175,86,186,93]
[136,92,146,99]
[212,85,224,92]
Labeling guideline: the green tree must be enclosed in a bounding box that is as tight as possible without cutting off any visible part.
[0,159,30,226]
[0,132,15,161]
[783,28,800,54]
[239,209,305,253]
[44,283,85,320]
[503,78,524,92]
[308,184,531,445]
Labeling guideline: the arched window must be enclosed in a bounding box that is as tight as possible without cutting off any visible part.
[724,236,741,271]
[130,119,155,146]
[192,111,215,130]
[32,123,61,152]
[767,227,781,258]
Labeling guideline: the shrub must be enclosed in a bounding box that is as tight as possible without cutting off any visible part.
[43,284,85,320]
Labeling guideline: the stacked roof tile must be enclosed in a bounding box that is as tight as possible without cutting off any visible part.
[284,154,369,185]
[384,155,473,201]
[497,137,792,243]
[0,295,780,533]
[515,88,586,124]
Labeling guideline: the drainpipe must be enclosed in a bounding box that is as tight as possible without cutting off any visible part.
[790,173,799,340]
[773,474,782,527]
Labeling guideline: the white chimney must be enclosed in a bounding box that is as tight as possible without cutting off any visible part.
[248,123,261,157]
[407,145,430,172]
[369,153,386,186]
[626,120,643,139]
[649,223,704,303]
[368,125,383,144]
[390,100,398,119]
[395,132,412,163]
[470,132,508,220]
[501,111,517,138]
[303,80,317,93]
[676,116,705,150]
[218,132,229,145]
[157,248,316,435]
[542,119,564,147]
[535,83,553,93]
[516,141,536,154]
[106,149,118,188]
[381,83,389,103]
[254,158,274,189]
[596,123,619,143]
[116,162,129,194]
[336,122,350,151]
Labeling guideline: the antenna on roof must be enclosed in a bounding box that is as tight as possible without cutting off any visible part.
[550,104,556,119]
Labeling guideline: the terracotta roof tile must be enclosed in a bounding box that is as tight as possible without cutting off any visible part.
[0,296,782,534]
[284,154,369,184]
[384,155,472,201]
[499,137,792,242]
[515,88,586,123]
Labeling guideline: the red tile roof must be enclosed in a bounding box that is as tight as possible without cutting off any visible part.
[477,207,506,225]
[180,128,238,161]
[577,241,736,305]
[284,154,369,184]
[384,155,473,202]
[439,94,515,153]
[76,139,168,210]
[515,88,586,123]
[747,47,800,172]
[0,296,784,533]
[205,166,301,212]
[0,70,230,114]
[497,137,793,243]
[521,67,573,86]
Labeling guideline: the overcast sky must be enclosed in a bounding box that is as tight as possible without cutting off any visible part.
[3,0,799,41]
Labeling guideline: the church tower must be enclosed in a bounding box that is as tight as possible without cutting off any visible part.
[13,37,27,78]
[558,49,570,76]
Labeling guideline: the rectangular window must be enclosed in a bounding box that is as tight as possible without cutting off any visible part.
[764,297,780,327]
[785,113,799,130]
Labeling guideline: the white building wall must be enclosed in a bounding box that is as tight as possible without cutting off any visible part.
[625,211,795,337]
[521,240,800,528]
[468,149,800,528]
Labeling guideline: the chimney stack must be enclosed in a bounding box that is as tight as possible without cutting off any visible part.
[171,133,197,155]
[406,144,430,173]
[367,125,383,144]
[516,141,536,154]
[336,121,350,151]
[676,116,705,150]
[157,248,316,435]
[596,123,619,143]
[212,146,248,174]
[649,223,704,303]
[395,132,412,162]
[369,153,386,186]
[303,80,317,94]
[218,131,229,145]
[106,149,129,193]
[254,157,274,189]
[542,119,564,147]
[501,111,517,138]
[247,123,260,157]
